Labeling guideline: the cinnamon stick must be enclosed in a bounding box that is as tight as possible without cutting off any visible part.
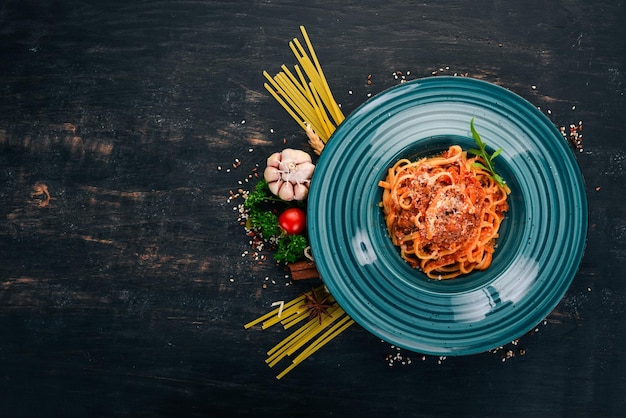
[288,260,320,280]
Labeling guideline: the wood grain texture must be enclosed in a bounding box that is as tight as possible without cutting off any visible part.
[0,0,624,416]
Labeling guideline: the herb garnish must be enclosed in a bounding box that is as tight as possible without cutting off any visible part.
[244,179,309,263]
[244,178,280,210]
[468,118,508,191]
[275,234,308,263]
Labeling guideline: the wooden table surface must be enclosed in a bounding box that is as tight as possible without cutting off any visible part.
[1,0,624,416]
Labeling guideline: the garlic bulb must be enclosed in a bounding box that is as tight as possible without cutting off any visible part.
[263,148,315,201]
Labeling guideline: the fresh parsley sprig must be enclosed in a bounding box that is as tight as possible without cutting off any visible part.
[244,179,309,263]
[275,234,308,263]
[243,179,282,210]
[468,118,508,191]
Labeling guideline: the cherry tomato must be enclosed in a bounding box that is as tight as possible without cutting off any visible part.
[278,207,307,235]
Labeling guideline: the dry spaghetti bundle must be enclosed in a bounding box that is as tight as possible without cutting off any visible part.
[244,286,354,379]
[263,26,344,152]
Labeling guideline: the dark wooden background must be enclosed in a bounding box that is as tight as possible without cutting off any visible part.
[1,0,624,416]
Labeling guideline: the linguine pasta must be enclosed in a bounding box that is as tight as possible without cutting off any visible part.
[379,145,509,279]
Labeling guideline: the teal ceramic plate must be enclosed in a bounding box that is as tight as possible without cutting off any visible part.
[308,77,588,355]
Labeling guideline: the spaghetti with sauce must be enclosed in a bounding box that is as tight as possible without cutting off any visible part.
[379,145,509,279]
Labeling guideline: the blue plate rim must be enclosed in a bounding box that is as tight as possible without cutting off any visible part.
[308,76,588,355]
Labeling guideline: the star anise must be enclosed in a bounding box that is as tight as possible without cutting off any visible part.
[300,287,334,324]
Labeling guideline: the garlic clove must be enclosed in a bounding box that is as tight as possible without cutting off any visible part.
[268,178,283,196]
[278,182,295,201]
[263,166,282,183]
[293,183,309,200]
[281,148,312,164]
[267,152,282,168]
[288,161,315,183]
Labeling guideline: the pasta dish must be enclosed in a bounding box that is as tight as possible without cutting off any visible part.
[379,145,509,279]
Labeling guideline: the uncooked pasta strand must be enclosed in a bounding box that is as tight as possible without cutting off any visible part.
[298,26,344,124]
[264,26,343,144]
[276,315,354,380]
[263,81,308,132]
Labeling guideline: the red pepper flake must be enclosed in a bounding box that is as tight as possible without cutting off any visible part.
[559,120,584,152]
